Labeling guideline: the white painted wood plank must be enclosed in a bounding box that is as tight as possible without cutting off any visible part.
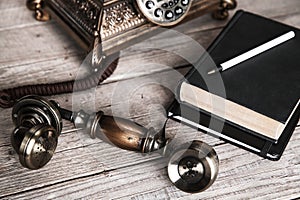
[0,23,84,68]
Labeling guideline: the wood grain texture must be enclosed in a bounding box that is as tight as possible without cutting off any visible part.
[0,0,299,199]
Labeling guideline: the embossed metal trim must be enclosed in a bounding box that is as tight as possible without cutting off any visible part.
[54,0,103,35]
[101,1,146,39]
[30,0,237,53]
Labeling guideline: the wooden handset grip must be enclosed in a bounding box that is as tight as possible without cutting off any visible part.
[80,111,165,154]
[97,115,148,152]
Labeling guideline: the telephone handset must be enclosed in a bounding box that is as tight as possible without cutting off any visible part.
[10,95,219,193]
[136,0,192,26]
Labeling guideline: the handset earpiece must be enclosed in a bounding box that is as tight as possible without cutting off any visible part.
[167,140,219,193]
[12,124,58,169]
[11,96,62,169]
[135,0,192,26]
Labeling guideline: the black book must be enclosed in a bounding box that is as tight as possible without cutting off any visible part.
[168,10,300,160]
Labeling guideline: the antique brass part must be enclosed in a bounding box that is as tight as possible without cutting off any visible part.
[12,96,62,134]
[43,0,103,50]
[101,0,237,54]
[11,96,62,169]
[26,0,51,21]
[212,0,237,20]
[18,124,58,170]
[168,140,219,193]
[27,0,236,55]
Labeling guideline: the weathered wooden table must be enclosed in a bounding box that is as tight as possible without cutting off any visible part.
[0,0,299,199]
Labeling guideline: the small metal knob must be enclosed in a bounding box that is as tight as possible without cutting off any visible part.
[26,0,51,21]
[167,140,219,193]
[212,0,237,20]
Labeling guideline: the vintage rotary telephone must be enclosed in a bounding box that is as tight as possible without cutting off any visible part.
[11,95,219,193]
[0,0,236,107]
[3,0,237,193]
[26,0,237,54]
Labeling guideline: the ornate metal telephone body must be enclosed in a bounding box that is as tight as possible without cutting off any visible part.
[0,0,236,107]
[27,0,237,57]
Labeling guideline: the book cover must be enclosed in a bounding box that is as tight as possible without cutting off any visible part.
[168,10,300,160]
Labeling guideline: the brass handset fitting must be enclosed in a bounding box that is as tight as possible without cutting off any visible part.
[56,106,168,154]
